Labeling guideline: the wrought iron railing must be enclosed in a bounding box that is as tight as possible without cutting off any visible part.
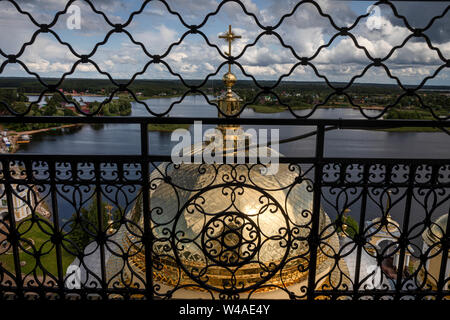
[0,0,449,301]
[0,118,448,300]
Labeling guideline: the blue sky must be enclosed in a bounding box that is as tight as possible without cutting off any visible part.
[0,0,448,86]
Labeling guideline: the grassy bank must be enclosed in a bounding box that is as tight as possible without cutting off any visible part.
[148,123,191,132]
[0,216,74,276]
[382,109,447,132]
[248,104,345,113]
[375,127,443,132]
[138,93,202,100]
[138,95,179,100]
[248,105,286,113]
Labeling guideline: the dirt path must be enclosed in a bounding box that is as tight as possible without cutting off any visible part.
[4,124,83,153]
[9,124,81,136]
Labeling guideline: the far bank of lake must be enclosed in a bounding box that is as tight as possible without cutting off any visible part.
[17,95,449,159]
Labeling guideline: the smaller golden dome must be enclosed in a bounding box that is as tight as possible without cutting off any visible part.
[371,213,400,229]
[423,213,448,246]
[222,72,236,88]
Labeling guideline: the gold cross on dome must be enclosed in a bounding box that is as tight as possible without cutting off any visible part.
[219,25,241,57]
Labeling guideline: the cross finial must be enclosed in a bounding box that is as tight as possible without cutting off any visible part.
[219,25,241,57]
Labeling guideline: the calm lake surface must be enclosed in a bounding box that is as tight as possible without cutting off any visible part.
[21,95,450,159]
[19,95,449,244]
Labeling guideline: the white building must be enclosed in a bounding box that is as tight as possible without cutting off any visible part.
[365,214,413,270]
[0,184,33,222]
[418,213,450,290]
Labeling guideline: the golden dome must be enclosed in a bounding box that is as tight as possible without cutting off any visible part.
[371,213,400,232]
[423,213,448,246]
[222,71,237,88]
[124,144,340,294]
[120,25,346,296]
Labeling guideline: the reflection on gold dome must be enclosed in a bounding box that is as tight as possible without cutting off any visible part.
[423,213,448,247]
[124,162,343,295]
[222,72,237,87]
[119,25,350,298]
[416,213,449,291]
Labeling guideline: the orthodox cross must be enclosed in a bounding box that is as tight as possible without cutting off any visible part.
[219,25,241,72]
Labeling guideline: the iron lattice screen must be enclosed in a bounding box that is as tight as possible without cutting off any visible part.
[0,0,448,301]
[0,0,449,121]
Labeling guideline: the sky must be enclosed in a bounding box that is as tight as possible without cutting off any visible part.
[0,0,449,86]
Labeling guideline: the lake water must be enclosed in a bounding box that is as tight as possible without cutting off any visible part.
[21,95,450,158]
[17,95,449,248]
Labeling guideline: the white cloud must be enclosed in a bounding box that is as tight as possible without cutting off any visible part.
[133,25,178,55]
[77,64,96,72]
[0,0,446,85]
[204,62,215,71]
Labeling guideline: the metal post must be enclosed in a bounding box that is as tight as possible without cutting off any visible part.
[93,161,107,300]
[307,124,325,300]
[353,164,370,296]
[140,123,153,300]
[394,164,416,299]
[3,160,23,300]
[49,160,65,299]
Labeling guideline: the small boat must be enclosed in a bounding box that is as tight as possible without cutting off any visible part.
[17,134,31,144]
[3,137,10,147]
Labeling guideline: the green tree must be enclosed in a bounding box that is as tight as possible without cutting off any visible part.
[66,198,121,252]
[42,103,57,116]
[63,108,76,116]
[335,214,359,239]
[0,88,18,105]
[0,88,29,113]
[48,93,64,106]
[99,98,132,116]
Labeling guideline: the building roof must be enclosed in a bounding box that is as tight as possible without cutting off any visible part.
[422,213,448,247]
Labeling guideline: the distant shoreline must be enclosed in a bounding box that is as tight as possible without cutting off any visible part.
[26,93,200,100]
[5,124,83,153]
[16,95,446,134]
[9,124,82,136]
[25,93,107,97]
[247,104,385,113]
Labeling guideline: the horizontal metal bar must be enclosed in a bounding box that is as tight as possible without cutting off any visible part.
[0,154,448,164]
[0,116,448,128]
[2,284,449,298]
[311,290,450,298]
[0,285,147,295]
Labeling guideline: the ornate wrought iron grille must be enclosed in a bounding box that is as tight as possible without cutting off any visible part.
[0,0,449,301]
